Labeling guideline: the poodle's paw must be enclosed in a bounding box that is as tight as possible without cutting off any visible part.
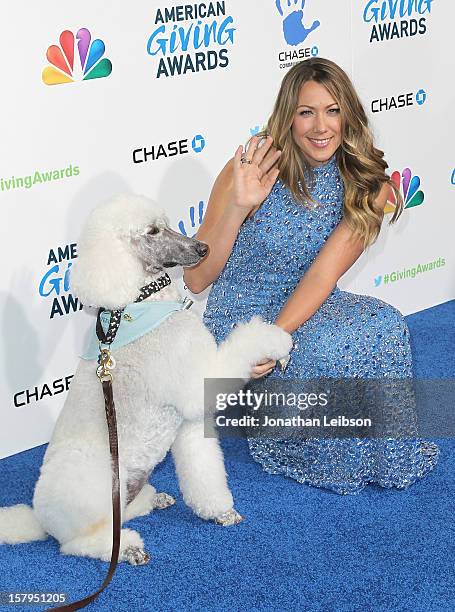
[214,508,245,527]
[231,315,292,365]
[121,546,151,566]
[154,492,176,510]
[245,318,292,361]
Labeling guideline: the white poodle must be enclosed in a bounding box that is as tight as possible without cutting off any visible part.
[0,194,292,565]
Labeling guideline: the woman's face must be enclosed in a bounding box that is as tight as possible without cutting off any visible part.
[291,80,342,167]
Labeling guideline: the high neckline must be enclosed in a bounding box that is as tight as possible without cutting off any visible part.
[307,152,337,173]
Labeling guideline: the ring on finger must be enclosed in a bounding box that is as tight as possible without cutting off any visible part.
[240,156,252,165]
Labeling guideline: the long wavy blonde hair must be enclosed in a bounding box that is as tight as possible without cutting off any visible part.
[252,57,403,247]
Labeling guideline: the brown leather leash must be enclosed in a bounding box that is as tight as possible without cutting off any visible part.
[48,319,122,610]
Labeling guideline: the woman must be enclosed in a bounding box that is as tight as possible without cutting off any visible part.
[183,57,438,494]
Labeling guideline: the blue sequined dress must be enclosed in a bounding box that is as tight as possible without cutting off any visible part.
[202,153,438,494]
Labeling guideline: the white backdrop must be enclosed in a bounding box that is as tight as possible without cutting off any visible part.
[1,1,453,458]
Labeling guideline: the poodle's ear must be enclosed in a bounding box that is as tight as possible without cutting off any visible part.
[70,223,143,310]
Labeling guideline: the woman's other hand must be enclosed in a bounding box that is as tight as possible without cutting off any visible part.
[250,358,276,379]
[232,136,281,211]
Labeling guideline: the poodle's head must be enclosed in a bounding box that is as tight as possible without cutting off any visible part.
[70,194,208,309]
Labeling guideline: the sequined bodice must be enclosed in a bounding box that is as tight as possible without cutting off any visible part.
[204,153,344,323]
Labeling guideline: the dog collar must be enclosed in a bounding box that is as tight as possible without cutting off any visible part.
[81,299,189,360]
[94,273,172,345]
[136,273,172,302]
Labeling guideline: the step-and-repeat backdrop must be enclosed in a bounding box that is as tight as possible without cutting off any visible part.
[1,1,453,458]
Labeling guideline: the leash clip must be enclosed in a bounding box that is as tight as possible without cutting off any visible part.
[96,346,116,382]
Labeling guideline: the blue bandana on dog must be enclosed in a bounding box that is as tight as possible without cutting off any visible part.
[82,301,185,360]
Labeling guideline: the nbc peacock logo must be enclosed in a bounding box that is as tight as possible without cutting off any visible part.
[42,28,112,85]
[385,167,424,215]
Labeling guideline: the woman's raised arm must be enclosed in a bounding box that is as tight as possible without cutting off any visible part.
[182,158,246,294]
[183,136,281,293]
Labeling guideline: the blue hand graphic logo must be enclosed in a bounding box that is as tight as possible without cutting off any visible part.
[275,0,320,46]
[178,201,205,237]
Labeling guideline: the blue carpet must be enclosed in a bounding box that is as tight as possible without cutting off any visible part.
[1,300,454,612]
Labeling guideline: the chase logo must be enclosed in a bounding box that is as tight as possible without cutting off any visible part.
[363,0,435,43]
[385,168,424,215]
[191,134,205,153]
[133,133,206,164]
[42,28,112,85]
[14,375,73,409]
[371,88,427,113]
[276,0,320,69]
[415,88,427,105]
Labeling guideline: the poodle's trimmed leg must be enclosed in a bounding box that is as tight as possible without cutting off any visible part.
[60,523,150,565]
[124,484,175,522]
[172,421,241,522]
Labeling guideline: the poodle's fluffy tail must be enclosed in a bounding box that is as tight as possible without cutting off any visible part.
[0,504,48,544]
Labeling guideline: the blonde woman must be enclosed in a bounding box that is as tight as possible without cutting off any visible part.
[183,58,438,493]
